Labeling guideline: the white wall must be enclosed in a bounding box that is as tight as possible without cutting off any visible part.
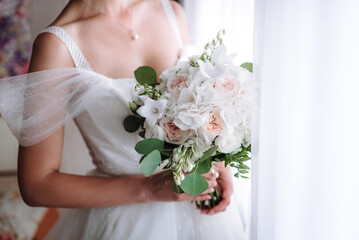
[0,118,18,171]
[28,0,69,41]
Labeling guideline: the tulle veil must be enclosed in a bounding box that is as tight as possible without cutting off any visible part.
[0,68,111,146]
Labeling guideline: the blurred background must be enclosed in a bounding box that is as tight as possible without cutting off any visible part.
[0,0,253,239]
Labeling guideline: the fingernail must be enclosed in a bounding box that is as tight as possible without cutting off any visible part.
[210,188,215,193]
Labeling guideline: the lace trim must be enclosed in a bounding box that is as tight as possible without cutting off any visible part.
[40,26,92,70]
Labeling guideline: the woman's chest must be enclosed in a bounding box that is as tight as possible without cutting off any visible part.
[77,22,180,79]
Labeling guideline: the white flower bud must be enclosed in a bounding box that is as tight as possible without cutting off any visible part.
[174,176,181,186]
[183,162,194,172]
[173,153,180,162]
[180,172,185,181]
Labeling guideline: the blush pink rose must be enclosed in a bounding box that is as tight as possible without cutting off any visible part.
[160,117,190,144]
[203,113,224,136]
[168,76,188,93]
[215,77,239,95]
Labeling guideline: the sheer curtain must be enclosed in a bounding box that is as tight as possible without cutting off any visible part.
[183,0,253,65]
[252,1,359,239]
[182,0,254,237]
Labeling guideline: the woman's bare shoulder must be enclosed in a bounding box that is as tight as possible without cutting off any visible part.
[147,0,189,44]
[29,1,86,72]
[29,32,75,72]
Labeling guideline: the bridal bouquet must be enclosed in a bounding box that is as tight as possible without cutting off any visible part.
[124,30,252,204]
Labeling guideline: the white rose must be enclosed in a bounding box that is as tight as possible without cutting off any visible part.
[215,133,241,154]
[145,124,165,141]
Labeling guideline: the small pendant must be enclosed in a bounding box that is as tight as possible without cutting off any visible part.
[130,30,139,40]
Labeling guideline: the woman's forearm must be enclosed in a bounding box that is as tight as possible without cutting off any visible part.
[17,130,216,208]
[20,172,149,208]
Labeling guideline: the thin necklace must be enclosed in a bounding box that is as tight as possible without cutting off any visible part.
[80,0,139,40]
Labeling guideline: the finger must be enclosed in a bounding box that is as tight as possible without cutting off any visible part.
[200,189,232,215]
[201,187,215,195]
[206,179,217,189]
[208,196,230,215]
[203,176,216,183]
[177,193,212,202]
[202,172,214,179]
[192,194,212,202]
[200,208,210,214]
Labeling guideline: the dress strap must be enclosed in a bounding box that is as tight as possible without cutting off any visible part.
[160,0,183,48]
[40,26,92,70]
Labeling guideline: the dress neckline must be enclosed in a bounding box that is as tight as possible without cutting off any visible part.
[40,0,183,77]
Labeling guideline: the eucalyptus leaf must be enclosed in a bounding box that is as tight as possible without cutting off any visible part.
[240,62,253,73]
[197,146,218,163]
[160,149,173,157]
[139,155,145,164]
[172,183,184,194]
[180,172,208,196]
[134,66,158,86]
[124,115,143,133]
[139,130,146,138]
[141,150,161,177]
[135,138,164,155]
[196,159,211,174]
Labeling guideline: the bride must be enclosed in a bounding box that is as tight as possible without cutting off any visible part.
[0,0,247,239]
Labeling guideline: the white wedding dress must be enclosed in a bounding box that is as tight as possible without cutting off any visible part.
[0,1,249,239]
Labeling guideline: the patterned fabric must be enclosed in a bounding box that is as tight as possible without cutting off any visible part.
[0,0,31,78]
[40,26,92,70]
[0,175,46,240]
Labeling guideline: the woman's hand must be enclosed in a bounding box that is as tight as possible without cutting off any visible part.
[144,171,217,202]
[200,163,234,215]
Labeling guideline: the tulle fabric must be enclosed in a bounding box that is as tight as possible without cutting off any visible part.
[0,68,110,146]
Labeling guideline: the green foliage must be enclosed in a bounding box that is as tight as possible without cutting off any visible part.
[159,149,173,157]
[141,150,162,177]
[134,66,158,86]
[197,146,218,163]
[240,62,253,73]
[172,183,184,194]
[135,138,164,155]
[199,29,226,63]
[139,130,146,138]
[230,145,251,178]
[206,145,251,179]
[123,115,143,133]
[180,172,208,196]
[196,159,211,174]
